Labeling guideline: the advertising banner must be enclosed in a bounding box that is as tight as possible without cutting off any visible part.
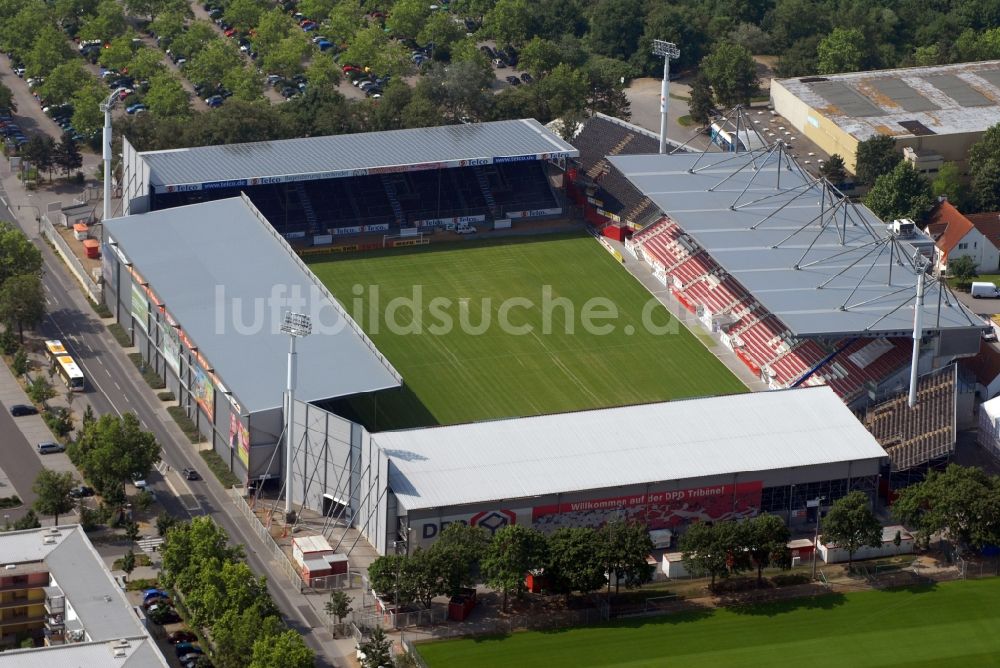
[230,413,251,468]
[413,507,533,549]
[531,481,763,533]
[191,363,215,418]
[162,320,180,375]
[130,283,148,333]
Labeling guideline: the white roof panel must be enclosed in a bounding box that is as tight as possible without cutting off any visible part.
[381,387,887,511]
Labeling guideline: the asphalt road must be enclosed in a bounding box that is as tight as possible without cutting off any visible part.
[0,189,336,666]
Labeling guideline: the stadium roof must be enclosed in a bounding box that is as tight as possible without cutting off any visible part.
[380,387,888,511]
[773,60,1000,141]
[608,149,985,337]
[104,196,401,413]
[138,118,578,194]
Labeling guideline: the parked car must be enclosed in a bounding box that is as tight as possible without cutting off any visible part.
[168,630,197,644]
[9,404,37,416]
[175,642,201,657]
[316,39,333,51]
[205,95,224,107]
[492,58,506,68]
[143,595,171,610]
[142,588,169,602]
[37,442,64,454]
[181,468,200,481]
[125,103,146,114]
[520,72,533,83]
[69,485,94,498]
[131,473,147,489]
[505,75,520,86]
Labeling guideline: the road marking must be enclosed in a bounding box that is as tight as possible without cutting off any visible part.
[114,381,121,390]
[0,197,6,207]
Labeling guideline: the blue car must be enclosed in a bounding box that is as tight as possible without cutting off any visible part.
[316,39,333,51]
[204,95,224,108]
[125,103,147,114]
[175,642,201,657]
[142,588,169,603]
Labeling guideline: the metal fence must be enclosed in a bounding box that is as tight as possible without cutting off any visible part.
[309,571,365,591]
[41,215,101,303]
[350,606,449,631]
[228,487,306,592]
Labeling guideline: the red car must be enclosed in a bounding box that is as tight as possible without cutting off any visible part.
[342,65,361,73]
[224,27,238,37]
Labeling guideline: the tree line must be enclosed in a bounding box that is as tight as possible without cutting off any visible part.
[368,520,655,613]
[160,516,314,668]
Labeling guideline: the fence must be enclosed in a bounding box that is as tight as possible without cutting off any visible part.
[41,215,101,303]
[310,571,366,591]
[228,487,306,592]
[351,606,449,631]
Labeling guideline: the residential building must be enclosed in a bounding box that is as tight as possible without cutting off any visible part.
[925,200,1000,272]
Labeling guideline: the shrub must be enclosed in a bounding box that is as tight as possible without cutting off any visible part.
[78,504,100,531]
[157,391,175,401]
[200,449,241,488]
[43,407,74,438]
[129,353,166,389]
[11,348,28,376]
[0,496,21,509]
[0,329,17,354]
[108,323,132,347]
[90,299,112,318]
[167,406,202,443]
[134,489,155,512]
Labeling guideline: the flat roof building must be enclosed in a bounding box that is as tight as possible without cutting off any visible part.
[0,525,168,666]
[101,195,401,481]
[771,60,1000,172]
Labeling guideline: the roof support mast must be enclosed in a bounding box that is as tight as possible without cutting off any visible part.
[652,40,680,155]
[908,264,926,408]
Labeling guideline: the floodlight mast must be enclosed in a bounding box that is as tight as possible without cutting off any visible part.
[100,88,127,223]
[281,311,312,520]
[908,262,926,408]
[652,39,680,154]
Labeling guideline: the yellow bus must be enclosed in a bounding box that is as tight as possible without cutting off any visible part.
[44,340,85,392]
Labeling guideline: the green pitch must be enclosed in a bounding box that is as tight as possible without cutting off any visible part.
[417,579,1000,667]
[309,234,744,429]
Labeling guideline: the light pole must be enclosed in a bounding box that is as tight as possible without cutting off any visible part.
[652,39,680,154]
[281,311,312,522]
[809,497,825,580]
[100,88,127,223]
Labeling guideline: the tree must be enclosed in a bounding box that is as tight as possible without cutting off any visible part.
[125,0,192,22]
[213,602,284,668]
[249,629,314,668]
[12,348,28,376]
[821,491,882,569]
[864,161,934,223]
[185,560,272,630]
[520,37,562,78]
[688,74,714,126]
[70,412,161,500]
[536,62,588,121]
[0,82,14,113]
[156,510,177,536]
[854,134,900,186]
[186,39,243,89]
[38,62,90,107]
[322,0,366,43]
[144,73,190,117]
[417,11,466,57]
[224,0,267,29]
[892,464,1000,552]
[968,124,1000,212]
[367,553,406,603]
[124,520,140,543]
[931,163,970,212]
[481,524,548,611]
[948,255,978,283]
[98,34,138,72]
[149,11,188,49]
[160,516,242,588]
[24,26,72,78]
[54,133,83,176]
[701,43,758,108]
[261,36,312,80]
[170,21,219,59]
[743,514,791,586]
[324,590,352,625]
[27,375,55,405]
[819,154,848,185]
[304,56,342,90]
[31,469,75,525]
[251,8,293,53]
[679,521,731,589]
[120,549,136,581]
[586,0,643,60]
[599,520,654,596]
[816,28,866,75]
[0,222,42,285]
[71,81,108,138]
[482,0,532,47]
[430,522,490,594]
[357,626,392,668]
[21,135,55,181]
[386,0,430,39]
[78,0,127,42]
[546,527,606,596]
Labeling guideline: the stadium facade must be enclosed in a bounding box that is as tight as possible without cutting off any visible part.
[288,386,887,554]
[771,60,1000,173]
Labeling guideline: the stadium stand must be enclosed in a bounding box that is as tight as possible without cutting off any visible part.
[624,214,916,405]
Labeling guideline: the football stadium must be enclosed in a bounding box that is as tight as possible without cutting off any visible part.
[101,113,986,557]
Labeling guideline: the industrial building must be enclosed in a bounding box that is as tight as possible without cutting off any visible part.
[770,60,1000,173]
[100,195,401,481]
[0,525,168,666]
[286,387,888,555]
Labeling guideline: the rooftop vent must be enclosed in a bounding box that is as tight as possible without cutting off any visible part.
[42,536,56,545]
[891,219,916,238]
[799,77,828,83]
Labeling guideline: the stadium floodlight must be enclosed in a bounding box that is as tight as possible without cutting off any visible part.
[652,39,681,155]
[100,87,128,223]
[281,311,312,520]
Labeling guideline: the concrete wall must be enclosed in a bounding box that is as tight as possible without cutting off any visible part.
[771,81,861,173]
[120,137,151,216]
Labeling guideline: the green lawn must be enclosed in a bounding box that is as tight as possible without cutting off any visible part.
[308,234,744,428]
[417,579,1000,667]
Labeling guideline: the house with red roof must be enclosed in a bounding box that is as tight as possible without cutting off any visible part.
[925,200,1000,273]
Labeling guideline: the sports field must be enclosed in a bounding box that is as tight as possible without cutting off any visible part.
[416,579,1000,667]
[308,234,744,428]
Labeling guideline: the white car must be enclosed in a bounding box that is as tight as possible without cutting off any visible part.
[132,473,147,490]
[455,225,477,234]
